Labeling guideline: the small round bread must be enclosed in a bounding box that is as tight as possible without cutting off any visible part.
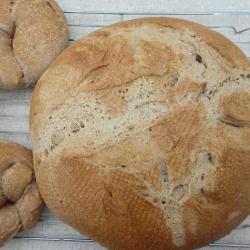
[0,0,68,89]
[30,17,250,250]
[0,140,43,247]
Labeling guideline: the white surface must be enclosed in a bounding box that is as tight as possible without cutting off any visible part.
[1,0,250,249]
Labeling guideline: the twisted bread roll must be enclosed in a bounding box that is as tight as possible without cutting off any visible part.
[0,0,68,89]
[0,141,43,247]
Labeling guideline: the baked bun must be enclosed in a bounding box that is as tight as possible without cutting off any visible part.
[30,18,250,250]
[0,0,68,89]
[0,140,43,247]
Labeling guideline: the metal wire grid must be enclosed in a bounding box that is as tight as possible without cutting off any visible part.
[11,237,250,249]
[2,9,250,249]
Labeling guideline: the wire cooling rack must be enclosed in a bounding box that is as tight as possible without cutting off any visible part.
[1,1,250,249]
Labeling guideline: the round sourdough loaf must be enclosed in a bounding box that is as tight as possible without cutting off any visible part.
[0,140,43,247]
[0,0,68,89]
[30,18,250,250]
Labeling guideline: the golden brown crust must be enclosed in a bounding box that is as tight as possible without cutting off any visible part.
[0,140,43,247]
[0,0,69,89]
[31,17,250,250]
[105,17,249,69]
[218,91,250,127]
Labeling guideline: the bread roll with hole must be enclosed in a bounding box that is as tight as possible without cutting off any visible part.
[0,140,43,247]
[0,0,68,89]
[30,17,250,250]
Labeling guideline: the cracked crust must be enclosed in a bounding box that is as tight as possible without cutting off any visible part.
[0,0,68,89]
[0,140,43,247]
[31,17,250,250]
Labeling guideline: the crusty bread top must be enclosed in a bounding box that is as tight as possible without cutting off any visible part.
[31,17,250,250]
[0,0,68,89]
[0,140,43,247]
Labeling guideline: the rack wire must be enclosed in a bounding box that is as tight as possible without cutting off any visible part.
[1,5,250,250]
